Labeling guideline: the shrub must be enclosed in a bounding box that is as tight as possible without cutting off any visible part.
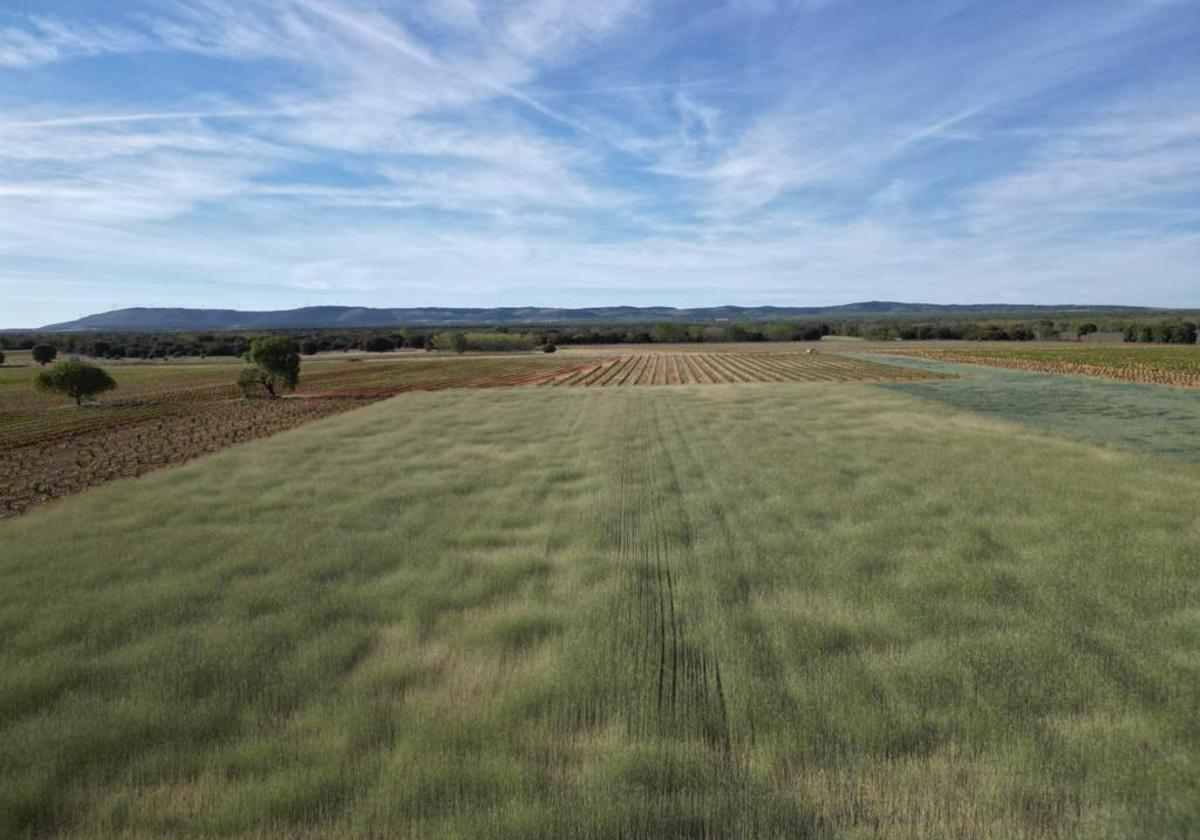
[0,350,5,365]
[243,337,300,398]
[31,344,58,365]
[34,361,116,406]
[542,343,557,353]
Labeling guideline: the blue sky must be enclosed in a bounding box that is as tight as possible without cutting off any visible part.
[1,0,1198,326]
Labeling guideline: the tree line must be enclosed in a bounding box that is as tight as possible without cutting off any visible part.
[2,315,1197,361]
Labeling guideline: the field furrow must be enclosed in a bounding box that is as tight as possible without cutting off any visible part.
[551,352,947,388]
[686,353,726,384]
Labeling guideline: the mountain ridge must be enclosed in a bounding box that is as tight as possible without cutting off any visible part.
[37,302,1163,331]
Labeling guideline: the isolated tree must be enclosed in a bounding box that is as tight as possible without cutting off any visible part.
[242,336,300,398]
[31,344,58,365]
[0,350,5,365]
[34,361,116,406]
[1076,323,1098,339]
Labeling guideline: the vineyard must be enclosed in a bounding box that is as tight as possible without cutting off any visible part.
[545,352,946,386]
[889,346,1200,388]
[0,355,586,516]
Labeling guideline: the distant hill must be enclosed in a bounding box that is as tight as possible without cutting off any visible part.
[38,302,1157,332]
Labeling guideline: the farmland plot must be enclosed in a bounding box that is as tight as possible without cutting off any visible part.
[547,352,946,386]
[0,355,587,516]
[3,384,1198,838]
[888,345,1200,387]
[871,354,1200,461]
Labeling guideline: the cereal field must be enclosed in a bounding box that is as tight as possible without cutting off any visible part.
[545,351,946,386]
[890,345,1200,387]
[4,384,1198,838]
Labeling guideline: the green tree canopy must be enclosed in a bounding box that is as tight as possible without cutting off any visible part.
[34,361,116,406]
[242,337,300,397]
[31,344,58,365]
[431,332,469,353]
[363,336,395,352]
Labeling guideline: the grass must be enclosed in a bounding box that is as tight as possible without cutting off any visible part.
[864,353,1200,460]
[2,383,1199,837]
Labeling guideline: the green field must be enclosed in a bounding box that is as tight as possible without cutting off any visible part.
[3,380,1198,838]
[868,354,1200,461]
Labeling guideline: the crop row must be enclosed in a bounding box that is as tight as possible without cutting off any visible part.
[894,347,1200,388]
[297,356,584,396]
[546,353,946,387]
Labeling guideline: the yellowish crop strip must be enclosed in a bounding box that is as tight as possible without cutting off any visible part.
[705,352,753,381]
[705,354,750,382]
[693,353,733,383]
[626,355,652,385]
[549,351,950,388]
[643,352,662,386]
[732,354,790,381]
[683,354,716,384]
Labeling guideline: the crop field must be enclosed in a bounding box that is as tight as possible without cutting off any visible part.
[0,351,943,516]
[2,381,1199,838]
[866,354,1200,462]
[887,345,1200,387]
[0,355,591,516]
[544,352,946,386]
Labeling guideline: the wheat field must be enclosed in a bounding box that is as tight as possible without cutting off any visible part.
[3,382,1198,837]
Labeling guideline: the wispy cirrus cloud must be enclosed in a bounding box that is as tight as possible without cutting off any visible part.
[0,0,1197,326]
[0,15,147,67]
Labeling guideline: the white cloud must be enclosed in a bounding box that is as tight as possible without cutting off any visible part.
[0,15,147,67]
[0,0,1198,326]
[964,95,1200,237]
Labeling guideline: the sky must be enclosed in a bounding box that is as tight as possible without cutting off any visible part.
[1,0,1198,327]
